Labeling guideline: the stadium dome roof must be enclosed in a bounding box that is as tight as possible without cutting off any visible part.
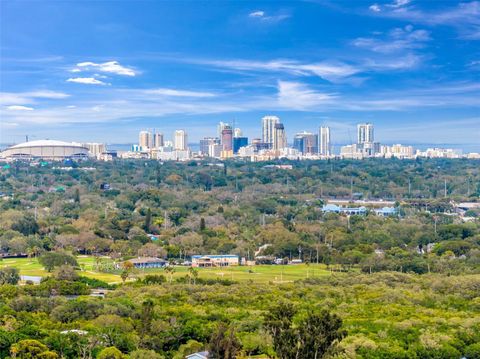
[9,140,85,149]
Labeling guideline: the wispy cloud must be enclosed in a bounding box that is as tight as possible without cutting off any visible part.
[369,1,480,40]
[353,25,430,53]
[6,105,34,111]
[249,10,265,18]
[71,61,138,76]
[248,10,290,22]
[25,90,70,99]
[363,53,423,70]
[143,88,216,98]
[2,79,479,128]
[277,81,337,110]
[0,91,69,105]
[189,58,360,82]
[67,77,108,85]
[386,0,411,9]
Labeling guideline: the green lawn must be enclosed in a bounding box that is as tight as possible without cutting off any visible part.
[0,256,121,283]
[0,256,335,284]
[163,263,334,283]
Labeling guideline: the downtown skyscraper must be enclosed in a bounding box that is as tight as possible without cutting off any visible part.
[139,130,152,149]
[262,115,280,149]
[273,123,287,151]
[174,130,188,151]
[357,123,374,144]
[221,124,233,152]
[319,126,331,156]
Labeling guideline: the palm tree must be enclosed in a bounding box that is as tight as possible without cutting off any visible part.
[120,261,134,284]
[164,265,175,283]
[188,267,198,285]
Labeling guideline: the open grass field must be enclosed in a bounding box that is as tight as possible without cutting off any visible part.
[0,256,336,284]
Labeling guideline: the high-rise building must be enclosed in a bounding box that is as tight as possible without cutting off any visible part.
[221,125,233,152]
[153,132,164,148]
[357,123,374,144]
[293,132,318,155]
[273,123,287,151]
[319,126,331,156]
[234,128,243,137]
[174,130,188,151]
[293,134,305,154]
[139,130,152,150]
[233,137,248,154]
[262,116,280,148]
[199,137,220,155]
[83,143,106,157]
[217,122,228,138]
[208,143,222,158]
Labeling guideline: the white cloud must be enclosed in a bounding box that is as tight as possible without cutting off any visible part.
[1,122,19,128]
[363,53,423,70]
[370,0,410,12]
[72,61,137,76]
[370,1,480,40]
[144,88,216,97]
[0,91,69,105]
[249,10,265,17]
[247,10,290,22]
[6,105,34,111]
[25,90,70,99]
[277,81,337,110]
[386,0,411,8]
[353,26,430,53]
[2,80,478,129]
[67,77,107,85]
[192,58,360,82]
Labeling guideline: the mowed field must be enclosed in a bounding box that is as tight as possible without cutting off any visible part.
[0,256,335,284]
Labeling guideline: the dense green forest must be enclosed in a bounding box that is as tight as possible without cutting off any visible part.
[0,158,479,358]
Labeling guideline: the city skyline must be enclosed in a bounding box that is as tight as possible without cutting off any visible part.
[1,1,479,146]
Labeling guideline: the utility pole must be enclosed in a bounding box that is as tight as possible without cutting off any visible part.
[350,177,353,199]
[408,178,411,197]
[444,179,447,198]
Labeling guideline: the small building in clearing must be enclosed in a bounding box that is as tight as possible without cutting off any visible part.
[186,352,209,359]
[191,255,239,268]
[322,204,367,215]
[125,257,167,269]
[374,207,397,216]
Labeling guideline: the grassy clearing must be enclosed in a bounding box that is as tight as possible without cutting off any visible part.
[0,256,335,284]
[0,256,121,283]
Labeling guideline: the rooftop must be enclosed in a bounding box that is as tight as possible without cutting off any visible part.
[125,257,166,264]
[8,140,87,149]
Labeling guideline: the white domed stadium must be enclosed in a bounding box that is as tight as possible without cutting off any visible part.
[1,140,89,160]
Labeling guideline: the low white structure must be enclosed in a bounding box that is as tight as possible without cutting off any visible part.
[1,140,89,160]
[191,255,239,267]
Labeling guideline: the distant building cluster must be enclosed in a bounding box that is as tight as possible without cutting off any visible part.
[125,117,478,162]
[1,116,479,161]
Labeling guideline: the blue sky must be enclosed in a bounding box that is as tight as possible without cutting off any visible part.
[1,0,479,147]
